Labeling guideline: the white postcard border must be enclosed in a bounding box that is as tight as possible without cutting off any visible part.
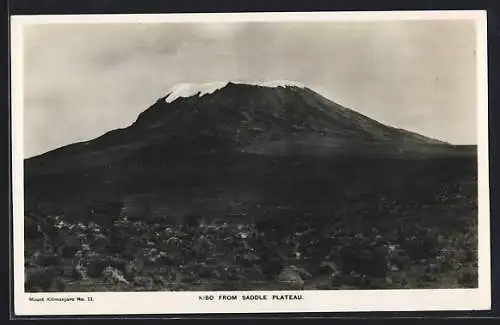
[11,10,491,316]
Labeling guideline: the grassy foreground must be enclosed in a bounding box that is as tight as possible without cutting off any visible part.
[25,178,478,292]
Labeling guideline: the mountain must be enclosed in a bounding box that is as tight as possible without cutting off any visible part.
[24,81,470,220]
[26,81,447,173]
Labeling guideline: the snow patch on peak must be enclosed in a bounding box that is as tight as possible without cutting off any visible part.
[253,80,305,88]
[165,80,305,103]
[165,82,229,103]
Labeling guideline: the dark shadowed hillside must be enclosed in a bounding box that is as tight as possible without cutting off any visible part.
[26,82,448,173]
[25,82,456,209]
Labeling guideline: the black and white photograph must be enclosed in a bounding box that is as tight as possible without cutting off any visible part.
[11,11,490,315]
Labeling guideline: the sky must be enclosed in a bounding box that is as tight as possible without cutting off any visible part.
[23,19,478,158]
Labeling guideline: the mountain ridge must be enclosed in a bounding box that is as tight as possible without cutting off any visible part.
[25,82,454,177]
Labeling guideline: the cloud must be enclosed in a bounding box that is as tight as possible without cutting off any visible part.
[22,20,477,158]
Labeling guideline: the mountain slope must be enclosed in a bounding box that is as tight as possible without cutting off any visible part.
[26,82,448,176]
[24,81,471,220]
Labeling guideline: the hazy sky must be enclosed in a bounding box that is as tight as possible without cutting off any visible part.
[23,19,478,158]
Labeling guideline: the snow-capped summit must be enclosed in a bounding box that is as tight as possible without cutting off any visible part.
[165,80,305,103]
[26,78,451,192]
[165,82,228,103]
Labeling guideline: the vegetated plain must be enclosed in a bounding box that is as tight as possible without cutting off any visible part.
[24,150,478,292]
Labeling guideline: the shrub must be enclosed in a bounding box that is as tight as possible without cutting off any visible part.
[152,274,168,287]
[457,267,478,288]
[419,273,437,282]
[339,244,388,278]
[50,277,67,292]
[86,258,109,278]
[102,266,130,285]
[25,218,41,240]
[124,259,145,280]
[57,240,81,258]
[86,256,127,278]
[399,230,440,260]
[34,253,63,268]
[71,263,88,280]
[277,267,304,290]
[25,266,64,292]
